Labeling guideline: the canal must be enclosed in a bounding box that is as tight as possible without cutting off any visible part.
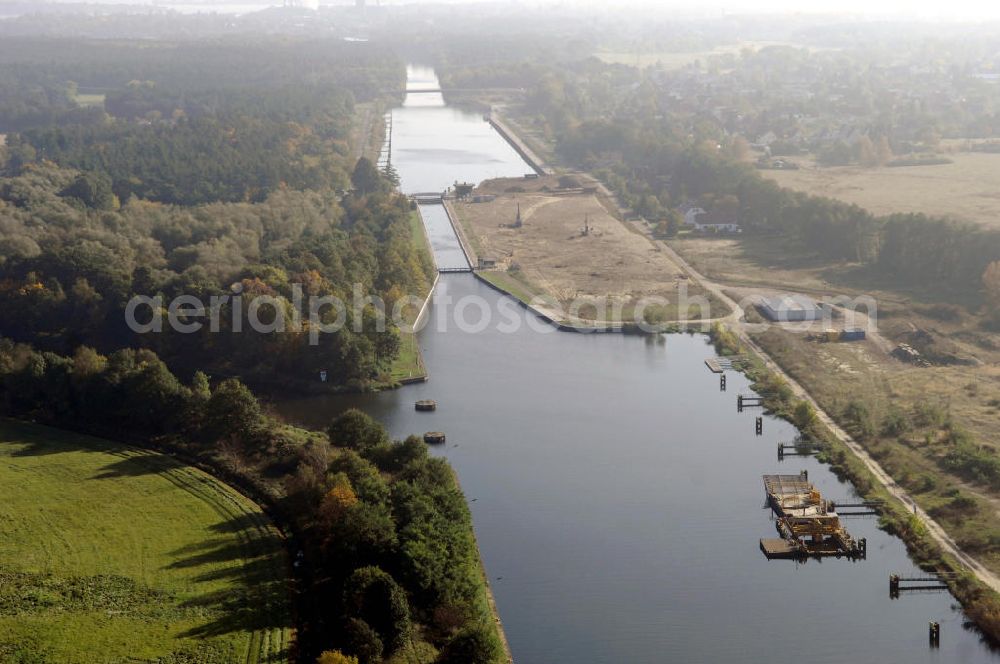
[277,65,999,663]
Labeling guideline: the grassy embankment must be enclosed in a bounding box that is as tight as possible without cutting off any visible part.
[0,419,291,663]
[381,208,434,387]
[709,324,1000,641]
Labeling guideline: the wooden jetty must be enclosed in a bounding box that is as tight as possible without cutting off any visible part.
[828,499,883,516]
[705,355,749,374]
[738,394,766,412]
[761,472,867,560]
[777,442,815,460]
[889,572,959,597]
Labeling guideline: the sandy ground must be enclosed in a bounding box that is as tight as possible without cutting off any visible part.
[762,152,1000,228]
[453,176,707,319]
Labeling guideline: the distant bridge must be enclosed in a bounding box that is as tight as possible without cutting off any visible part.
[404,87,524,95]
[410,192,445,205]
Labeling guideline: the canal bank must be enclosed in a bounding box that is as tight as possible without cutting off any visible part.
[485,113,552,176]
[275,65,1000,663]
[482,100,1000,639]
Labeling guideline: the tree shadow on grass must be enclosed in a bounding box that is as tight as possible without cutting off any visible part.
[2,419,128,458]
[3,420,293,641]
[90,451,182,479]
[164,513,292,639]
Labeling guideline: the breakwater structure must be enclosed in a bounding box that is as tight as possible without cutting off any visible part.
[760,471,868,560]
[486,113,552,176]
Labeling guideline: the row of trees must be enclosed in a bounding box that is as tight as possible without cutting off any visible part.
[0,338,504,663]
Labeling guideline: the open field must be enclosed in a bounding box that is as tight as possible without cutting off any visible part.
[72,93,105,109]
[452,175,719,322]
[595,41,833,70]
[671,235,838,294]
[0,419,291,663]
[762,152,1000,228]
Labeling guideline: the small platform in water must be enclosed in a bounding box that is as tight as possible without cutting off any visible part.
[424,431,446,444]
[760,538,801,559]
[415,400,437,412]
[705,355,749,374]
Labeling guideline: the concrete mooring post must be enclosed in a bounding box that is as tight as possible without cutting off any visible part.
[755,416,763,436]
[720,374,727,391]
[929,621,941,646]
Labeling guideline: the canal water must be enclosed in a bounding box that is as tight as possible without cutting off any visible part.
[278,65,999,663]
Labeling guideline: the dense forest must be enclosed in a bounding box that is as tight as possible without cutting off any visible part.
[0,338,503,663]
[0,162,433,388]
[0,38,402,128]
[0,38,402,205]
[0,38,434,390]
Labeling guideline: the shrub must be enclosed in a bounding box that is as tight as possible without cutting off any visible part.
[792,401,817,429]
[436,625,502,664]
[344,618,384,664]
[942,442,1000,490]
[317,651,359,664]
[328,410,391,452]
[913,401,948,428]
[842,400,875,440]
[881,406,911,437]
[343,566,412,653]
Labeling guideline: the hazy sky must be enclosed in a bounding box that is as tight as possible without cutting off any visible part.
[546,0,1000,21]
[49,0,1000,21]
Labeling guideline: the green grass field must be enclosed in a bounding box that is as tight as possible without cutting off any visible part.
[0,420,291,663]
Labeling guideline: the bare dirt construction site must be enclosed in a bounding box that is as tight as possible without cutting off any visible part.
[451,175,718,323]
[762,152,1000,228]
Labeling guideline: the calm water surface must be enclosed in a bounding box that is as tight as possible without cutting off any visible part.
[278,65,999,664]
